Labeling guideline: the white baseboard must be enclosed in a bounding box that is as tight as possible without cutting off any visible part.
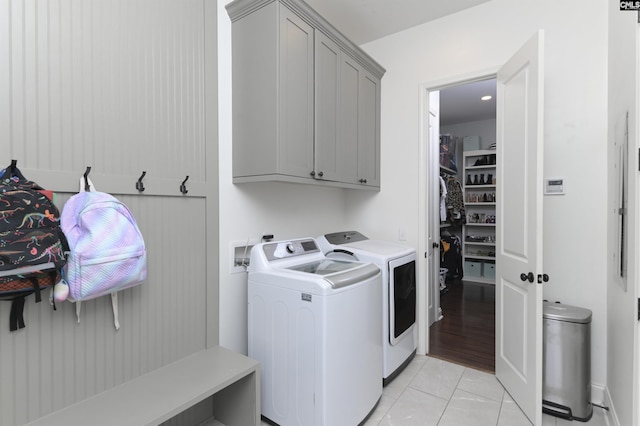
[596,385,619,426]
[592,383,605,407]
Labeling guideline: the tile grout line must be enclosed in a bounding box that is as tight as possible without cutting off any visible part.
[495,391,506,426]
[434,365,468,425]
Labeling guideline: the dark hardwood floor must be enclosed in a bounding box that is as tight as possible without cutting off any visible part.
[428,279,495,373]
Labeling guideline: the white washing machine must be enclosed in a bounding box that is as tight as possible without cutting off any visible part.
[317,231,417,385]
[248,238,382,426]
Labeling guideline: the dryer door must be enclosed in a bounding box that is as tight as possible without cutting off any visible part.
[389,254,417,345]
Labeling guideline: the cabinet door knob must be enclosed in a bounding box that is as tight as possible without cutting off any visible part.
[359,178,367,184]
[318,171,324,177]
[310,171,316,177]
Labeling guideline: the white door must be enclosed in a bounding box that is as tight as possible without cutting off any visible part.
[495,31,545,425]
[427,91,441,327]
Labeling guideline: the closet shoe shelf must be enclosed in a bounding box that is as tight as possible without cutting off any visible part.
[462,149,497,285]
[466,165,495,170]
[465,184,495,188]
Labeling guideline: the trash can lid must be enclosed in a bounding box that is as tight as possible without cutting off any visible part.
[543,302,592,324]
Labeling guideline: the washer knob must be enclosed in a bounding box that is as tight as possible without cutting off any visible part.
[286,243,295,254]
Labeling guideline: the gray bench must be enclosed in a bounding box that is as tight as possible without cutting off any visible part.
[26,346,260,426]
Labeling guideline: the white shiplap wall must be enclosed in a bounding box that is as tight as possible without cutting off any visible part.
[0,0,206,193]
[0,0,217,424]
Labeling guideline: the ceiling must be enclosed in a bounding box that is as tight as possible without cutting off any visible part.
[439,79,496,126]
[303,0,496,126]
[304,0,492,46]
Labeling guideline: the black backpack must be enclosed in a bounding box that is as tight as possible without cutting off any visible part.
[0,161,69,330]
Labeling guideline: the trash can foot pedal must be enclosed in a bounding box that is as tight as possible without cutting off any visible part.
[543,399,593,423]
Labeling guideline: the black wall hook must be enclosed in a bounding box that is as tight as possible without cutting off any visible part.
[136,171,146,192]
[83,166,92,191]
[180,176,189,195]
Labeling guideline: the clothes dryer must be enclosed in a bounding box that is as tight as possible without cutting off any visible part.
[317,231,417,385]
[248,238,382,426]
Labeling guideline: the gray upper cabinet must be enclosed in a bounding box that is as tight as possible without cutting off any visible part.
[278,6,315,179]
[341,54,381,188]
[316,31,358,185]
[227,0,385,190]
[358,70,381,187]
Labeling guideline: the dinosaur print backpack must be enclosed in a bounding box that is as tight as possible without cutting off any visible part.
[0,161,69,331]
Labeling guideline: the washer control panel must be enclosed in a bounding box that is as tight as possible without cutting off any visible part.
[263,238,320,261]
[323,231,368,245]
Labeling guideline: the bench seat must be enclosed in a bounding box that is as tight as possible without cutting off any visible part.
[26,346,260,426]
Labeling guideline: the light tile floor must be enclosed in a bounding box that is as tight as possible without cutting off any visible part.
[362,355,609,426]
[260,354,610,426]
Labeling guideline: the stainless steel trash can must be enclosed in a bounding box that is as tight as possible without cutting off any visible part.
[543,301,593,422]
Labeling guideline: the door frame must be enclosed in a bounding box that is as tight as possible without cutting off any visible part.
[634,20,640,426]
[418,67,498,355]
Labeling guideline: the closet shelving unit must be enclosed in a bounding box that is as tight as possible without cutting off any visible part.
[440,165,456,176]
[462,149,497,284]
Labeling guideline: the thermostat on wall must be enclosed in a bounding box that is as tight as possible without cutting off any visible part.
[544,178,565,195]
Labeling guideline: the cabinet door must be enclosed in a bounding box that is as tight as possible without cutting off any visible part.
[279,7,314,178]
[335,53,361,184]
[314,32,341,182]
[358,69,381,187]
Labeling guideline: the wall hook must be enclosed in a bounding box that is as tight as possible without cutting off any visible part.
[83,166,92,191]
[136,171,146,192]
[180,176,189,195]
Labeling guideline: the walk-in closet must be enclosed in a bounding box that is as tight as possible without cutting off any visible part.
[428,78,497,373]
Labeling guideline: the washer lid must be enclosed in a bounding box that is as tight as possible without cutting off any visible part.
[288,259,357,275]
[543,302,592,324]
[288,261,380,289]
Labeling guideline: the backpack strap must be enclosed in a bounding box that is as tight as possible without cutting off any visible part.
[57,227,70,257]
[28,276,42,304]
[111,293,120,330]
[71,174,122,331]
[48,271,57,311]
[28,272,58,309]
[74,293,120,330]
[7,270,58,332]
[9,297,26,331]
[1,160,26,181]
[79,175,95,193]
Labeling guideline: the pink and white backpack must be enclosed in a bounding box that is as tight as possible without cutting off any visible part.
[61,175,146,329]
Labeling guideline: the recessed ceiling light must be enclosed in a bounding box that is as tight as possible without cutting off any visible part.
[481,95,492,101]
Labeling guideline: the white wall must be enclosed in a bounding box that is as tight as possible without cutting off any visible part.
[607,3,639,426]
[350,0,609,389]
[217,0,361,354]
[218,2,627,415]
